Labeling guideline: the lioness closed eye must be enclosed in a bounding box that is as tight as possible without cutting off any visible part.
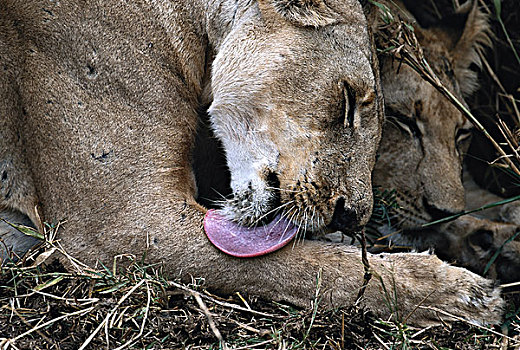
[0,0,503,325]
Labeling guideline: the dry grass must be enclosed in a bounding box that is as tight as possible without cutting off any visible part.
[466,0,520,195]
[1,220,518,349]
[0,235,516,350]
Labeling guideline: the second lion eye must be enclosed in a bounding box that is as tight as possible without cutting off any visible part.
[456,128,473,154]
[339,81,356,128]
[456,128,472,144]
[386,107,422,138]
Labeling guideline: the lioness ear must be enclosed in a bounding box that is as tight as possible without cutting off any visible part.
[449,1,492,96]
[260,0,341,27]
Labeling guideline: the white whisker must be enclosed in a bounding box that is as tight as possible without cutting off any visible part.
[251,200,295,226]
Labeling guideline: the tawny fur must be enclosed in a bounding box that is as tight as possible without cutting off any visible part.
[372,0,520,282]
[0,0,503,326]
[373,0,485,226]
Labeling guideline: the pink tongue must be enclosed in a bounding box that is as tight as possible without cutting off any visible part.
[204,209,298,257]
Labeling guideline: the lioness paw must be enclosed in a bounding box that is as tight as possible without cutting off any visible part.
[364,252,504,326]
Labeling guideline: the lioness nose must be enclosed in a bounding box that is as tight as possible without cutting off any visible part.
[329,197,362,232]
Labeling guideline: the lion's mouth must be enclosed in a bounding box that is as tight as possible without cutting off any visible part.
[204,209,298,257]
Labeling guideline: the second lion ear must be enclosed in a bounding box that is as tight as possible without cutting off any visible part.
[259,0,341,27]
[402,0,491,97]
[450,1,492,96]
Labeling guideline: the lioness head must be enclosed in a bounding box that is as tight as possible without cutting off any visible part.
[206,0,383,233]
[372,0,490,229]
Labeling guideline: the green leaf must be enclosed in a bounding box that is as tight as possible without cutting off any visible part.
[34,276,64,291]
[2,219,44,240]
[96,281,129,294]
[423,194,520,227]
[369,0,394,24]
[494,0,502,18]
[404,23,415,32]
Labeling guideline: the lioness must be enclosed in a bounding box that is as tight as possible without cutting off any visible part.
[371,0,520,281]
[0,0,503,325]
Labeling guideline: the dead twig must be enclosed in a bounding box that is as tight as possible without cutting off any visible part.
[192,291,229,350]
[355,228,372,303]
[167,280,279,319]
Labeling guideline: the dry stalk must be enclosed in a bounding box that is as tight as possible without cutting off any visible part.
[355,228,372,303]
[193,291,229,350]
[78,279,147,350]
[372,331,391,350]
[3,307,94,349]
[418,306,517,344]
[233,338,275,350]
[10,304,54,345]
[112,281,151,350]
[167,280,279,318]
